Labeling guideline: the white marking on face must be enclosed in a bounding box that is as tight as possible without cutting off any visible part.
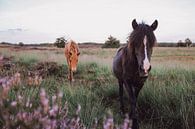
[143,35,151,74]
[72,67,77,72]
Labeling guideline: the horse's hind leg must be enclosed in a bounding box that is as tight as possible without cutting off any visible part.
[118,79,125,115]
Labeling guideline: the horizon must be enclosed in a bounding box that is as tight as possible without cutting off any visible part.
[1,39,193,45]
[0,0,195,44]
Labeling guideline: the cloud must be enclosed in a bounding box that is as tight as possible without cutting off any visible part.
[0,0,195,43]
[0,28,56,44]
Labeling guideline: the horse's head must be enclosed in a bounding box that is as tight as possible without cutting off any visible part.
[68,41,80,72]
[130,19,158,77]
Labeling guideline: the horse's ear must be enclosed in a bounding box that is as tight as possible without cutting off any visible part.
[132,19,138,30]
[151,20,158,31]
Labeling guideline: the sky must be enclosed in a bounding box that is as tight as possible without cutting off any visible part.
[0,0,195,43]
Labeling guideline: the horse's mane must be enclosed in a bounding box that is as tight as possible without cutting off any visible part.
[69,40,79,53]
[127,22,156,49]
[121,22,157,66]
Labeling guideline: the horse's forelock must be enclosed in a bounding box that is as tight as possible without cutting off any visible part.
[69,41,79,54]
[128,23,156,49]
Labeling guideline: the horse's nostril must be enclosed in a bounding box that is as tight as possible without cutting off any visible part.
[148,65,151,71]
[139,65,150,75]
[139,65,144,71]
[144,70,148,74]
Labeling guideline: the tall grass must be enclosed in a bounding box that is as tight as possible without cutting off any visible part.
[138,68,195,129]
[1,47,195,129]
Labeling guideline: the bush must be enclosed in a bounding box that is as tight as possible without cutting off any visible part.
[185,38,192,47]
[18,42,24,47]
[177,38,193,47]
[102,35,120,48]
[54,37,67,48]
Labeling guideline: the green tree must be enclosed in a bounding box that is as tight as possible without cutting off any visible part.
[54,37,67,48]
[102,35,120,48]
[185,38,192,47]
[18,42,24,46]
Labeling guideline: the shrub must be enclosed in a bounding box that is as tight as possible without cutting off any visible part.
[185,38,192,47]
[102,35,120,48]
[18,42,24,47]
[177,38,193,47]
[54,37,67,48]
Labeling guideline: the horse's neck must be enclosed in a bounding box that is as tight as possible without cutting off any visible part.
[121,46,138,78]
[124,45,137,65]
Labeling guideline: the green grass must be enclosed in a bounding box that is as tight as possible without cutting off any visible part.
[138,68,195,129]
[1,47,195,129]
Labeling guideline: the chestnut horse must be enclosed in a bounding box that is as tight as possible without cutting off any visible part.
[64,40,80,83]
[113,19,158,129]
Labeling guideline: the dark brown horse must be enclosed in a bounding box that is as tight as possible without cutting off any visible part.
[113,19,158,129]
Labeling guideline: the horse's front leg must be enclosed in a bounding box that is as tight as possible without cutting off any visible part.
[118,79,125,115]
[71,70,74,82]
[124,80,139,129]
[68,67,72,83]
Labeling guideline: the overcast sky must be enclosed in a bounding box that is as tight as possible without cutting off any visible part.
[0,0,195,43]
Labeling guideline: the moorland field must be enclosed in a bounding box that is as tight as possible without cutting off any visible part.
[0,45,195,129]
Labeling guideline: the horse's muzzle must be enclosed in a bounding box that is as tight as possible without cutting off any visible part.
[72,68,77,72]
[139,65,151,77]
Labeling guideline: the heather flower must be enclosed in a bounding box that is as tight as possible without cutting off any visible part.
[26,98,30,107]
[11,101,17,107]
[58,91,63,98]
[28,76,33,85]
[76,104,81,115]
[17,95,23,104]
[40,88,49,113]
[103,117,114,129]
[2,83,10,98]
[0,74,133,129]
[14,72,21,85]
[52,95,57,104]
[120,114,132,129]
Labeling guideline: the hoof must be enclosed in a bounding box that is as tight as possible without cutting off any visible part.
[67,77,74,83]
[132,118,139,129]
[119,111,125,118]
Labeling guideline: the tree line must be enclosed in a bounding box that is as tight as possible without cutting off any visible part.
[54,35,120,48]
[5,36,193,48]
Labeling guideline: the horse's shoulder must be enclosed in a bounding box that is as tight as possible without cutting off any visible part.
[114,46,129,59]
[116,46,125,53]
